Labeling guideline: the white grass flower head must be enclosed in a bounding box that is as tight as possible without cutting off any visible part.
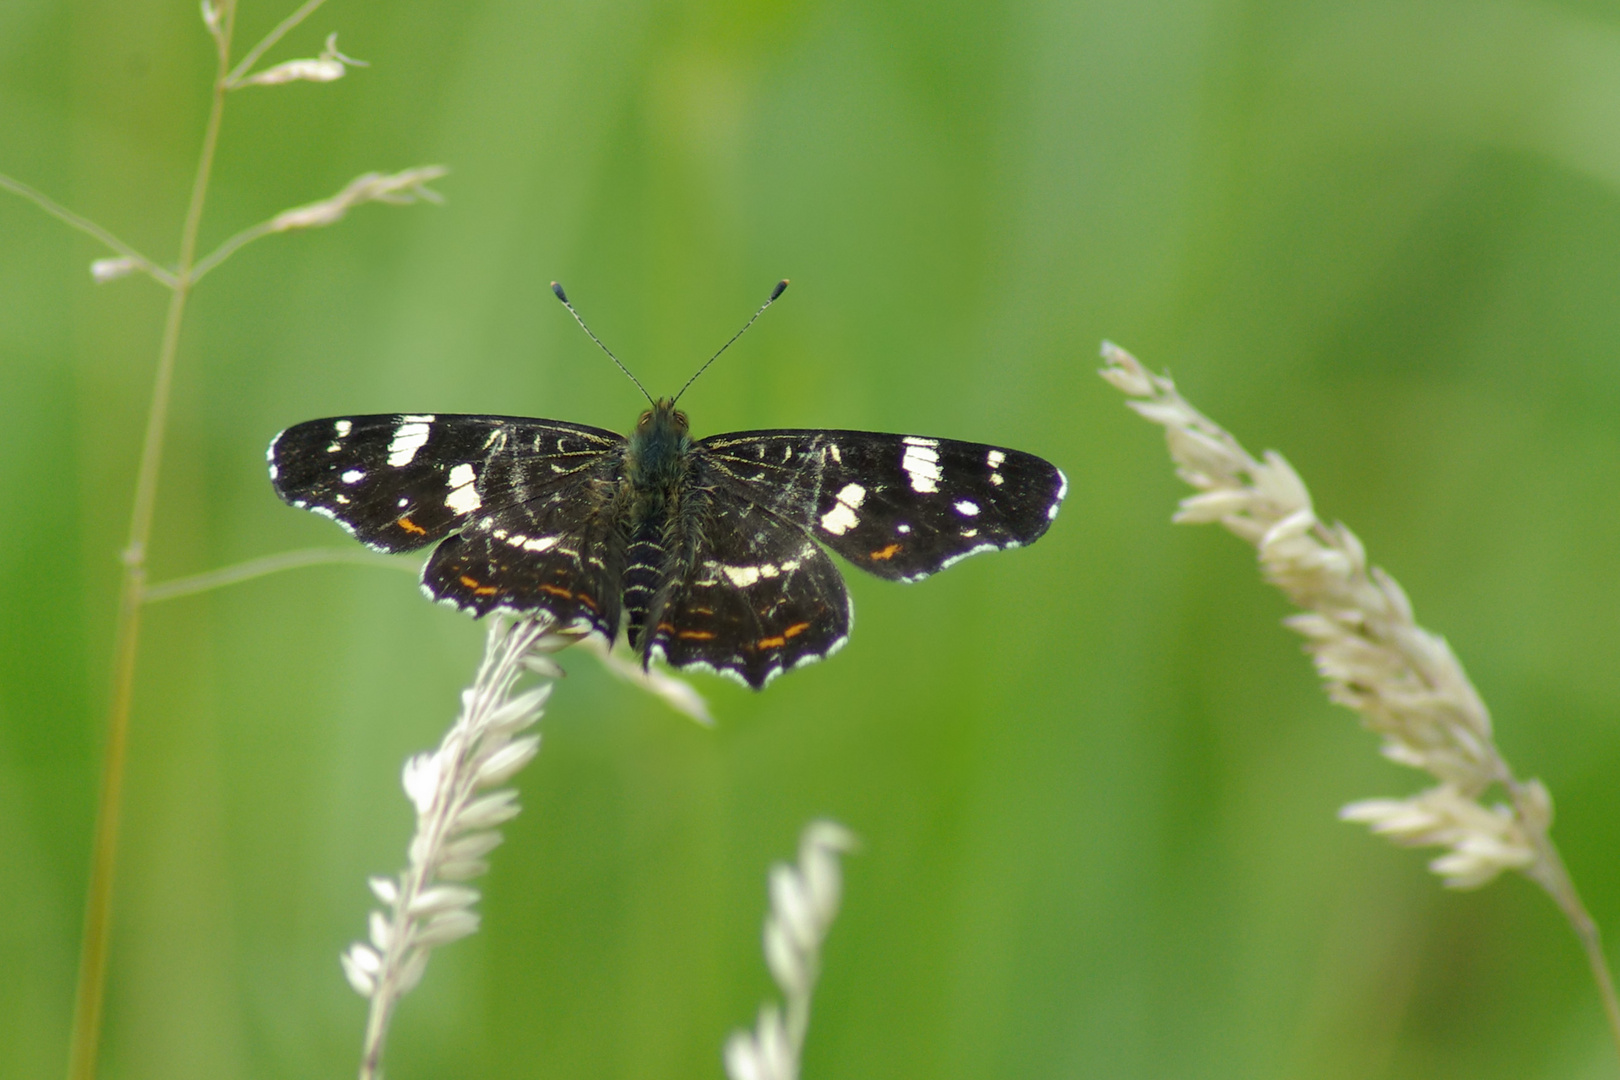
[345,616,570,1080]
[235,33,366,87]
[725,821,857,1080]
[1100,340,1620,1047]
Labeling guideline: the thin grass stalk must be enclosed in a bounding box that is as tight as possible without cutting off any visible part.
[0,174,175,287]
[141,547,418,603]
[64,6,238,1074]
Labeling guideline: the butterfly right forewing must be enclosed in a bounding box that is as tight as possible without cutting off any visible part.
[272,413,636,637]
[696,429,1066,583]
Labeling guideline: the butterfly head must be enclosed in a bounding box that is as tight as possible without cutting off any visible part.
[627,397,693,487]
[637,397,690,438]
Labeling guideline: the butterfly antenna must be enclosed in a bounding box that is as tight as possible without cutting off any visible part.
[551,281,654,405]
[672,279,789,404]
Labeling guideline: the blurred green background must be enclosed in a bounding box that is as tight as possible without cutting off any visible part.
[6,0,1620,1076]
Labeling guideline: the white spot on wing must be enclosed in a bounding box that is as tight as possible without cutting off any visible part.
[445,462,481,514]
[987,449,1004,468]
[819,481,868,535]
[522,535,560,552]
[387,422,432,467]
[723,564,762,587]
[335,420,352,438]
[902,436,938,447]
[897,523,911,534]
[954,499,980,516]
[901,442,941,493]
[990,472,1004,486]
[341,469,365,484]
[829,443,842,464]
[820,502,859,535]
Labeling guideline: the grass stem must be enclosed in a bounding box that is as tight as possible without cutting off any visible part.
[64,5,236,1078]
[142,548,418,604]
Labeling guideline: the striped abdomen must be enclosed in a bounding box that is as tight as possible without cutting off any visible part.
[622,525,667,647]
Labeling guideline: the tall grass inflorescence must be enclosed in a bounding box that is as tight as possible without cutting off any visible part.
[1099,340,1620,1058]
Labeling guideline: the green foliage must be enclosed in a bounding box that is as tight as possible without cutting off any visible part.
[4,0,1620,1076]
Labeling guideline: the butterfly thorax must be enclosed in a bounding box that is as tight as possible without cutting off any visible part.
[621,399,697,649]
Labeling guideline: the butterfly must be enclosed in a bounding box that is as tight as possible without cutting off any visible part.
[268,282,1066,688]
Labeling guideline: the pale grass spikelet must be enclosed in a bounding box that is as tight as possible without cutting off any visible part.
[1101,340,1620,1047]
[345,616,573,1080]
[235,33,366,87]
[268,166,447,233]
[90,256,139,283]
[725,821,857,1080]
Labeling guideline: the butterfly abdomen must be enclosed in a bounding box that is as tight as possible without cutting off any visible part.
[621,398,697,648]
[622,527,667,647]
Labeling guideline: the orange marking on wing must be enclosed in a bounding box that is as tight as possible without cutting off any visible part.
[677,629,716,641]
[783,622,812,639]
[397,516,427,535]
[459,575,481,588]
[870,543,902,560]
[657,622,676,633]
[757,635,786,650]
[474,585,498,597]
[539,584,573,600]
[576,593,599,612]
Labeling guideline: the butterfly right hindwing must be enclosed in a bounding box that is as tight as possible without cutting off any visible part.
[644,498,851,687]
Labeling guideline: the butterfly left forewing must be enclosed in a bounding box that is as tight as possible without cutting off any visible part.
[695,429,1066,582]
